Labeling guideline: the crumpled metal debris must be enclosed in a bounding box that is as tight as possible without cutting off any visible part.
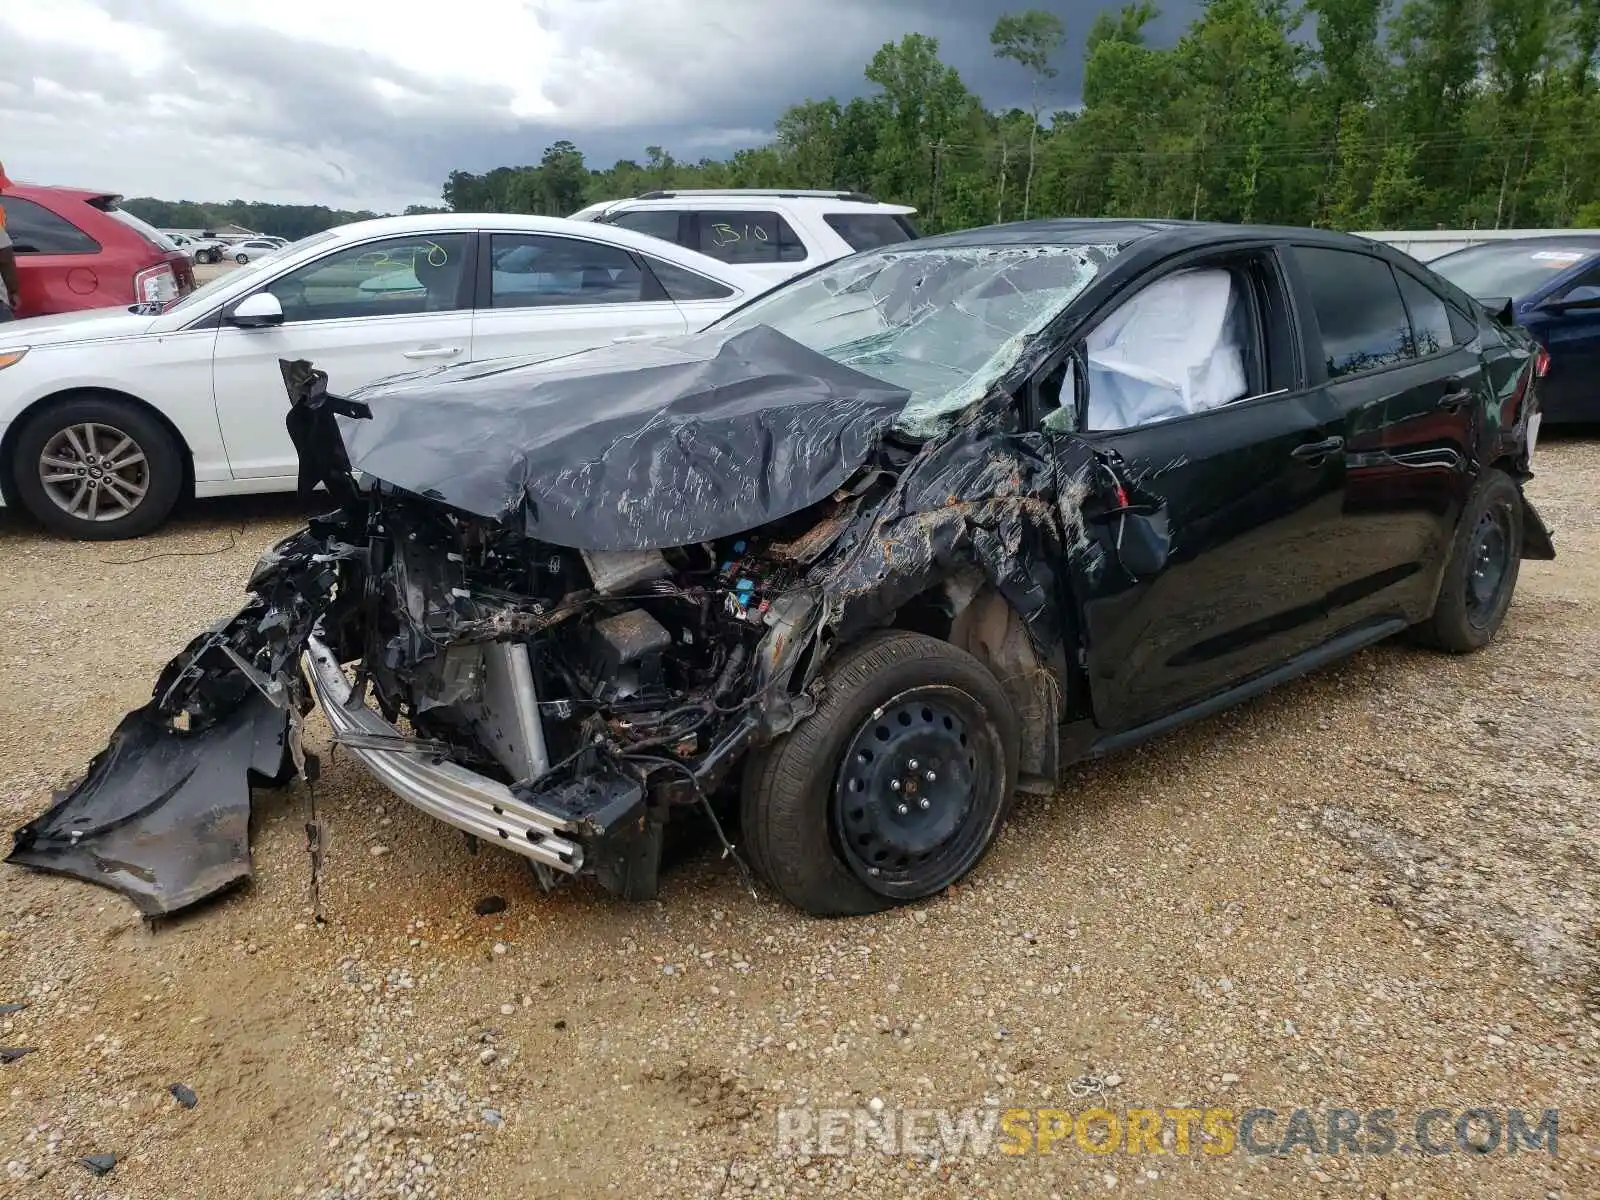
[4,532,341,916]
[6,687,290,917]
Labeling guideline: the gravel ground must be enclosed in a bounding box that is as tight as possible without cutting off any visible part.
[1,440,1597,1200]
[193,261,242,284]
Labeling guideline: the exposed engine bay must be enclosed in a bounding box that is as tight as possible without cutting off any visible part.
[294,483,852,894]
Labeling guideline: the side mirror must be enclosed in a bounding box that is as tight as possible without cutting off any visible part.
[229,292,284,328]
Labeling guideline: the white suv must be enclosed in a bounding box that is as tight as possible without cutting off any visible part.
[569,189,920,287]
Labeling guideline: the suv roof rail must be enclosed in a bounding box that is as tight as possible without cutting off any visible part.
[634,188,880,203]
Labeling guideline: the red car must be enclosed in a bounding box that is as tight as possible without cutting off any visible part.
[0,184,195,317]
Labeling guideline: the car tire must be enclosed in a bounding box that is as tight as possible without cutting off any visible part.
[1413,468,1524,653]
[11,396,184,540]
[740,630,1020,916]
[235,253,249,265]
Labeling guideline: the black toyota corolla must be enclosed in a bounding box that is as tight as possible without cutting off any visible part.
[10,218,1555,919]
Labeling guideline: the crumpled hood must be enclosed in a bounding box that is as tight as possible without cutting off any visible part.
[335,324,911,551]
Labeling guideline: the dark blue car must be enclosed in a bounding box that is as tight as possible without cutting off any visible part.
[1429,235,1600,423]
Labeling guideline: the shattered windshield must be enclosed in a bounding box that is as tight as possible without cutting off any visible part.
[713,243,1113,434]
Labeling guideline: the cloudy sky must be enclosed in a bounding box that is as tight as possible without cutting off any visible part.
[0,0,1199,213]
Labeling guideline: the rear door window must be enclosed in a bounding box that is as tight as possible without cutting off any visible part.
[609,210,686,246]
[489,234,646,307]
[823,212,918,252]
[644,256,735,302]
[0,196,100,254]
[1394,271,1457,357]
[693,211,807,265]
[1293,246,1414,378]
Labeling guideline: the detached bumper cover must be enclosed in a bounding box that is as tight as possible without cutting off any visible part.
[6,689,289,917]
[303,637,585,874]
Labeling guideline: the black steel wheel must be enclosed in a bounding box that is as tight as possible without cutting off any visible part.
[1414,468,1524,653]
[1464,506,1511,629]
[741,630,1019,916]
[832,686,1000,896]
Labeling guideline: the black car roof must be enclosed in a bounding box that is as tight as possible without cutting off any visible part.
[911,217,1383,254]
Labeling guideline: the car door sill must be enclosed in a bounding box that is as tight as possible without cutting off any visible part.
[1083,617,1410,760]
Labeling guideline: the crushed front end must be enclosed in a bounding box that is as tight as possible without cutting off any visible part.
[10,289,1114,916]
[293,484,836,901]
[7,329,912,914]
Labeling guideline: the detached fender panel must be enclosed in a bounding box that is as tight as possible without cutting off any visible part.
[6,689,289,917]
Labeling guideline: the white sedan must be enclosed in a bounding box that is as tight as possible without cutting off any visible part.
[0,214,768,538]
[229,238,286,264]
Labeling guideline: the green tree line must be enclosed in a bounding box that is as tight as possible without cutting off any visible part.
[117,198,443,240]
[127,0,1600,238]
[443,0,1600,234]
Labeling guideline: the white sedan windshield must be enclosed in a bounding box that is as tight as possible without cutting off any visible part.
[715,243,1114,434]
[161,230,343,315]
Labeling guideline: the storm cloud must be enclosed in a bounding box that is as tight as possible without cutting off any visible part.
[0,0,1200,212]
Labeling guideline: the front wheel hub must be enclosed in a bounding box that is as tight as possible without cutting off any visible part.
[37,421,149,522]
[833,687,991,890]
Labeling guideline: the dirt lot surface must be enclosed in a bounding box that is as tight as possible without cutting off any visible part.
[1,439,1597,1200]
[193,261,242,284]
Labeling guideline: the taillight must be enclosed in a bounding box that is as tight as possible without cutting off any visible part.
[134,263,178,305]
[1534,346,1551,377]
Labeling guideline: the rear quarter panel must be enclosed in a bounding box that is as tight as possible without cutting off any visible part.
[1476,317,1538,470]
[1406,251,1540,471]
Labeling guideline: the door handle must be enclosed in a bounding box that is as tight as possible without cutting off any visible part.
[402,345,461,359]
[612,332,657,343]
[1291,435,1344,463]
[1437,387,1473,410]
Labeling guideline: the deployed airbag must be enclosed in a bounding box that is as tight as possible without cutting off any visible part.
[1086,268,1246,430]
[336,324,911,551]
